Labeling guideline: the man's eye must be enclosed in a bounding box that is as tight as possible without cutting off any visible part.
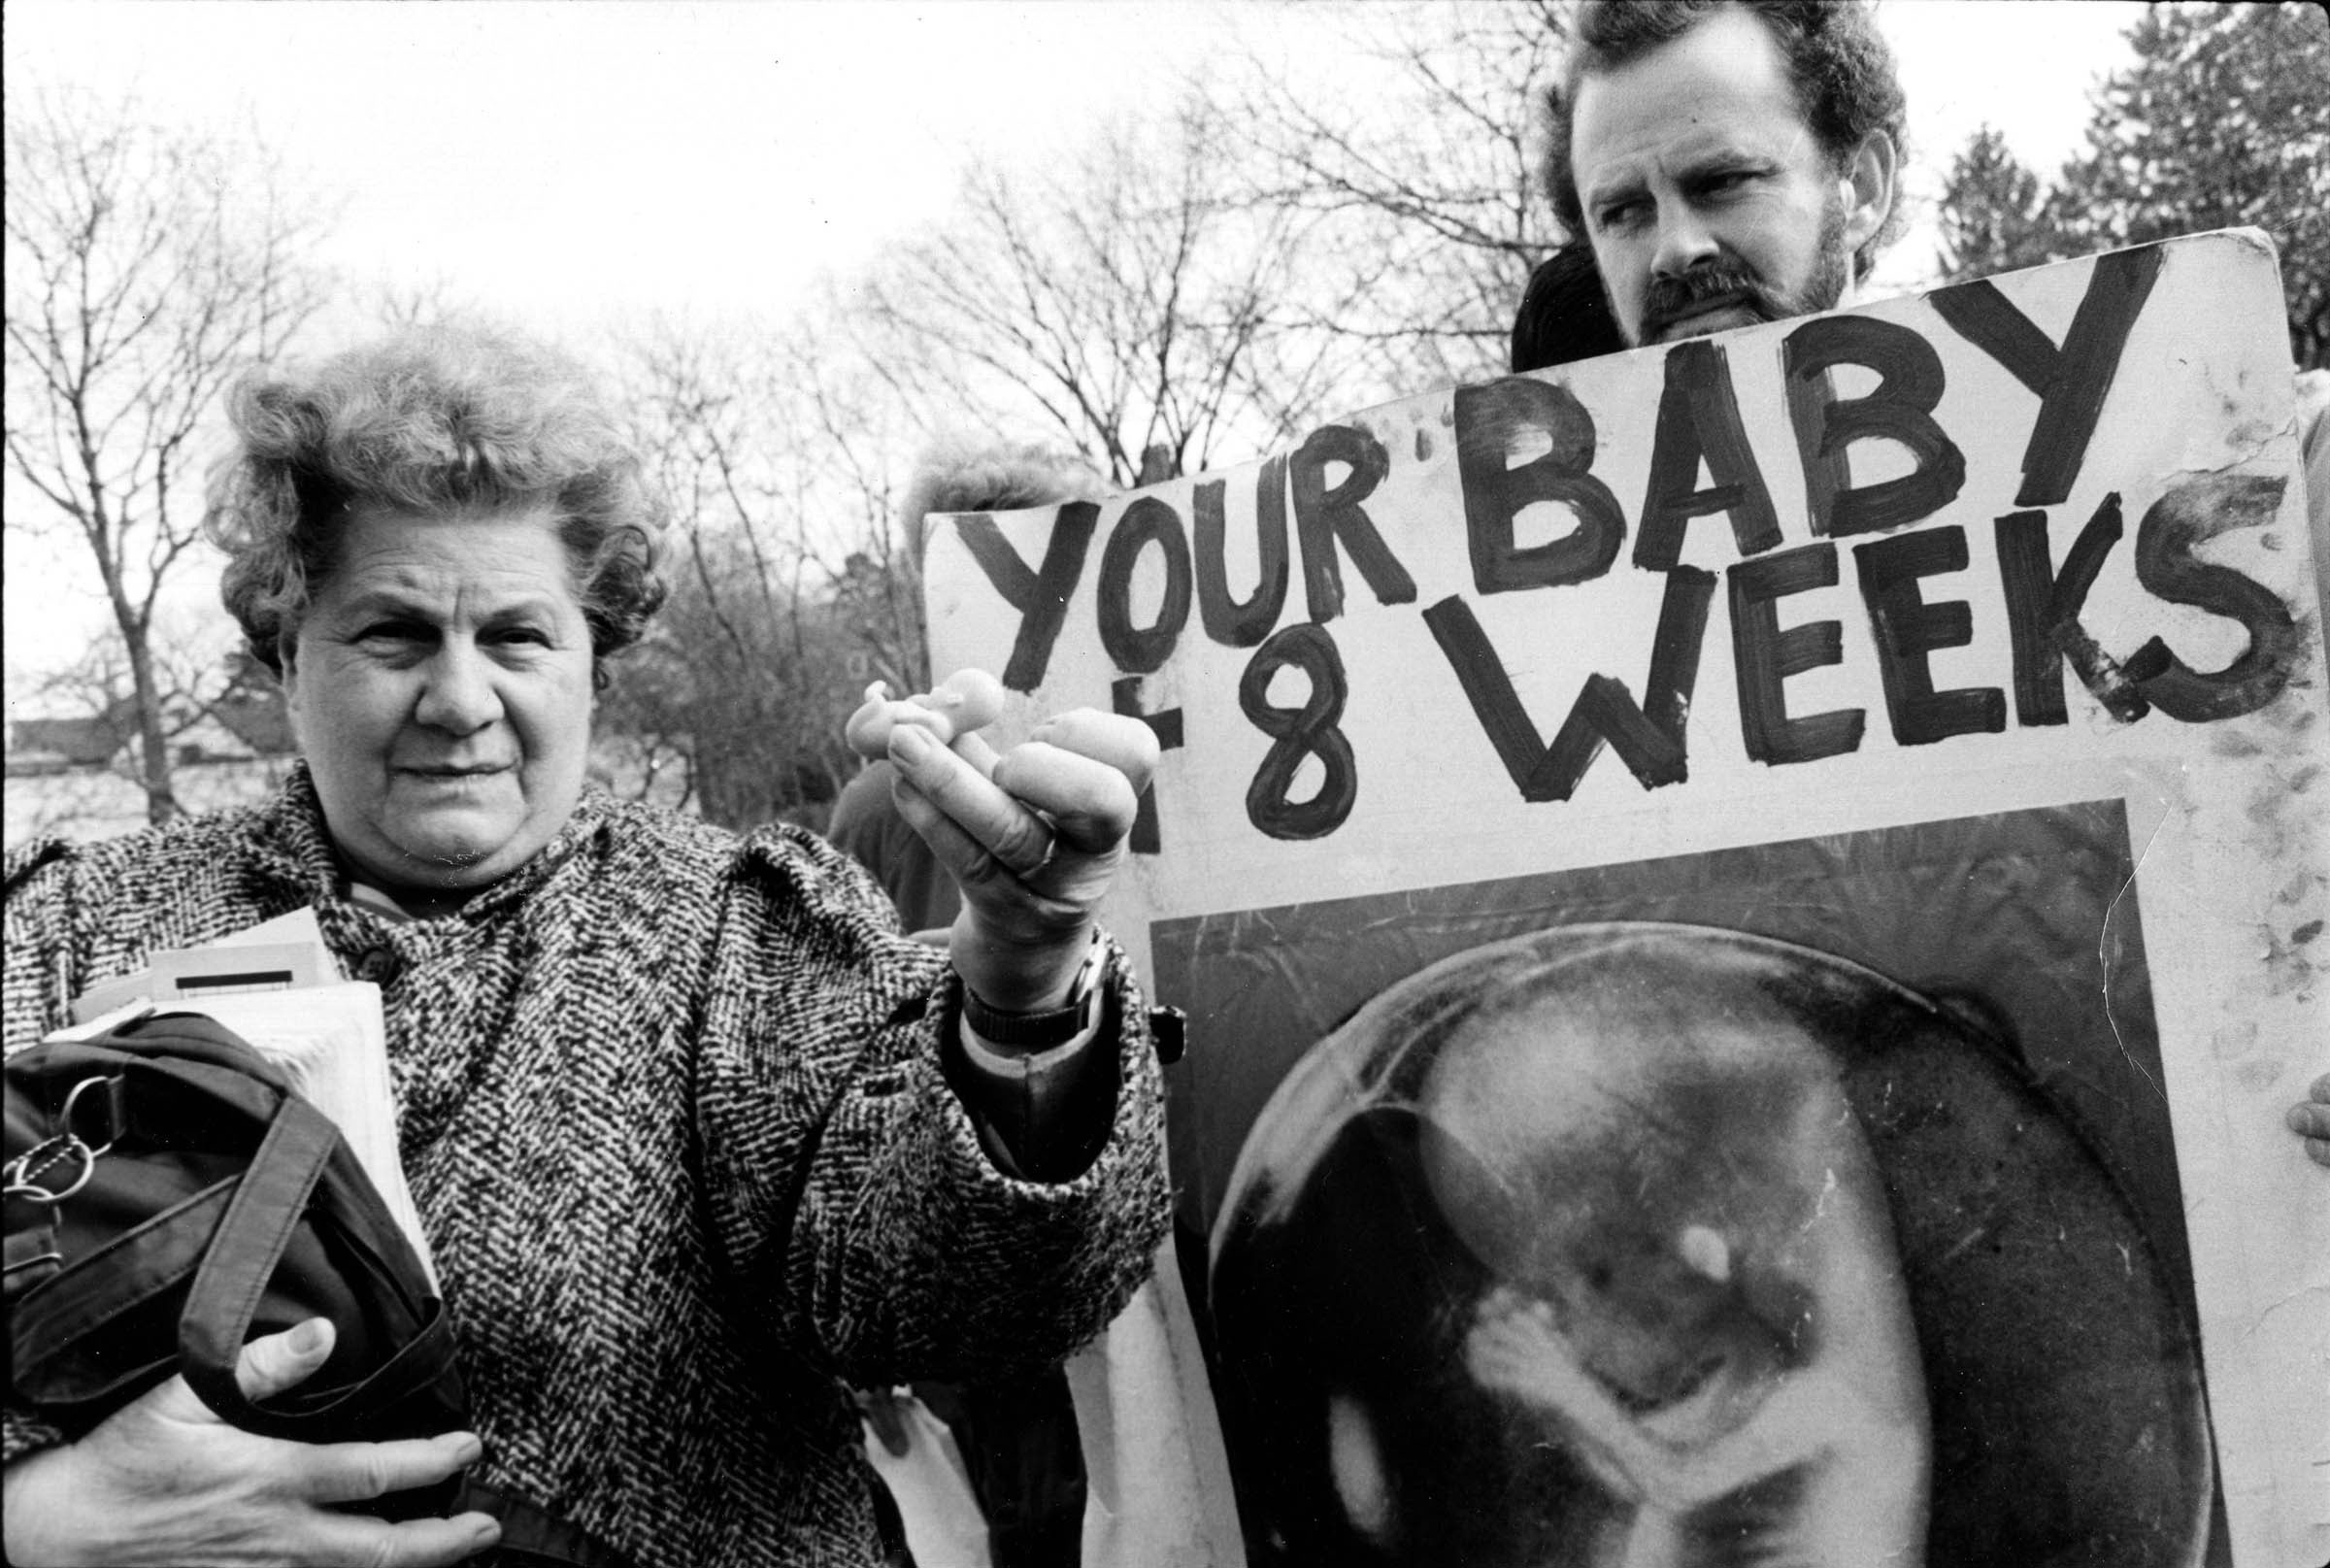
[491,625,551,647]
[357,620,428,643]
[1596,199,1645,230]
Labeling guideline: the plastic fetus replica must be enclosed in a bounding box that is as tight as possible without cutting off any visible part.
[845,669,1008,760]
[1207,924,2214,1568]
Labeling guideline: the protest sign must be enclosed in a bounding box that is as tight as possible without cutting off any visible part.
[926,230,2328,1567]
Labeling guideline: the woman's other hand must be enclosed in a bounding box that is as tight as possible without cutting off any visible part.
[885,702,1158,1013]
[2288,1072,2330,1169]
[1,1318,499,1568]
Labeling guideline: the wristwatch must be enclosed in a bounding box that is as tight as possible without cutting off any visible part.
[960,935,1104,1051]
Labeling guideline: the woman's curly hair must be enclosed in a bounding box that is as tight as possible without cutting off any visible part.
[1543,0,1911,275]
[208,324,667,688]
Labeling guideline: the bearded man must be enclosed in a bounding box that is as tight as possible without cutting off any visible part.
[1545,0,1901,350]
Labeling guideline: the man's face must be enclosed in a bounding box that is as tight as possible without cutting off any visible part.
[1569,8,1885,347]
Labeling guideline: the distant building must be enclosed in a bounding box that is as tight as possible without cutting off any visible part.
[208,689,297,758]
[5,705,138,776]
[6,688,300,848]
[6,688,295,778]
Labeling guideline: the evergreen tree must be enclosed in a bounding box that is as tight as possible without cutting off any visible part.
[1937,126,2074,284]
[1936,3,2329,368]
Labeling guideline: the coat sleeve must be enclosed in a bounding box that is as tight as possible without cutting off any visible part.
[3,840,78,1463]
[4,839,79,1053]
[688,827,1172,1390]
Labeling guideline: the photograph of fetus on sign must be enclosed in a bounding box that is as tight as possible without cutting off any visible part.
[1159,802,2220,1568]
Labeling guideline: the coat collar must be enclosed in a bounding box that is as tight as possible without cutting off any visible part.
[247,761,615,921]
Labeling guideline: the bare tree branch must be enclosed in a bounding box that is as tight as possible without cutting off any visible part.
[611,316,920,829]
[841,88,1366,486]
[1209,0,1572,390]
[5,88,334,823]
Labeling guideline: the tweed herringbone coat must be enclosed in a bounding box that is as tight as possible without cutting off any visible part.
[3,769,1171,1566]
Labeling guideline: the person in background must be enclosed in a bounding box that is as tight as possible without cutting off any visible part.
[1509,241,1629,374]
[3,325,1169,1568]
[1542,0,1905,354]
[827,442,1117,1568]
[1537,0,2330,1165]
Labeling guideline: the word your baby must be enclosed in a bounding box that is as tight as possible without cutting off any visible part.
[954,249,2302,844]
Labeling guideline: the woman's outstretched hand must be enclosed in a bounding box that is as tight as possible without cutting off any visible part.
[1,1318,499,1568]
[879,677,1157,1014]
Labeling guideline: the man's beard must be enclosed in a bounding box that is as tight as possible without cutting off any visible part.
[1634,196,1852,346]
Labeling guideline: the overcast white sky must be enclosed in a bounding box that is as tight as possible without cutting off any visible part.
[4,0,2145,698]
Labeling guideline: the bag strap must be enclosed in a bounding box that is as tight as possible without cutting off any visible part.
[11,1179,235,1382]
[171,1093,464,1437]
[453,1479,643,1568]
[3,1213,64,1303]
[174,1093,341,1422]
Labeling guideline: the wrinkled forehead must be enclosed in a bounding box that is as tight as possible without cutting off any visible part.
[1567,11,1821,188]
[308,503,584,615]
[1576,120,1829,214]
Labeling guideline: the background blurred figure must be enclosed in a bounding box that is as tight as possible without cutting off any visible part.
[1509,242,1629,373]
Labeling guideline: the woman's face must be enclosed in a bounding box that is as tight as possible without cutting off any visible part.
[284,504,596,898]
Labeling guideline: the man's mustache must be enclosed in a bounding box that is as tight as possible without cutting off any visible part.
[1639,261,1789,342]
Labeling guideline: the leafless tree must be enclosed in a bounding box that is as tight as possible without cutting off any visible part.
[362,275,464,334]
[1215,0,1573,390]
[845,92,1354,486]
[844,12,1573,496]
[4,89,333,823]
[610,319,920,830]
[589,631,701,813]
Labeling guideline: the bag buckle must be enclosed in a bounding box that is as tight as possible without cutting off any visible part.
[5,1073,119,1205]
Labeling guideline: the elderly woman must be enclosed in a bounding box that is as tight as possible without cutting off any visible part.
[1,326,1169,1568]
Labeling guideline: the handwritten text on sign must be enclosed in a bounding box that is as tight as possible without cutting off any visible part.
[935,238,2309,848]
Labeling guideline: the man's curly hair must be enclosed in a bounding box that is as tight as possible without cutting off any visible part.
[207,324,667,689]
[1543,0,1910,275]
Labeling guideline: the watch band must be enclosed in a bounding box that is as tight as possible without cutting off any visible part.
[960,938,1103,1050]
